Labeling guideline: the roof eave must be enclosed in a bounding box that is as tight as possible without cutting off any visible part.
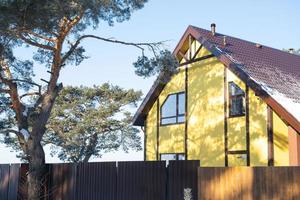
[132,80,165,126]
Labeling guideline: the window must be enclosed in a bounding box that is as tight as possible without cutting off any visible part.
[160,153,186,161]
[229,82,245,117]
[160,92,185,125]
[178,154,186,160]
[160,154,177,161]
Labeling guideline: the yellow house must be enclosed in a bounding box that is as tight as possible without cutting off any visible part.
[133,24,300,167]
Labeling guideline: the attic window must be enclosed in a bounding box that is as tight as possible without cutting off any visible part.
[160,92,185,125]
[229,82,245,117]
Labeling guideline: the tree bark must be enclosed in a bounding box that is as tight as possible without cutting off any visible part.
[82,134,98,162]
[27,137,46,200]
[25,87,62,199]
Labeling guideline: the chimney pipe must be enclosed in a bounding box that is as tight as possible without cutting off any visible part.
[256,43,262,48]
[223,36,227,46]
[211,23,216,36]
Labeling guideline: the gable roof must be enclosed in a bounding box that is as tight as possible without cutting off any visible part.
[133,25,300,133]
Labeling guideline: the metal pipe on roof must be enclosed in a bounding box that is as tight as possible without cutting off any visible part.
[211,23,216,36]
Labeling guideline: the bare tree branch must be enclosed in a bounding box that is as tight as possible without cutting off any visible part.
[61,34,165,64]
[11,79,42,94]
[0,59,13,80]
[1,129,21,136]
[46,13,84,94]
[60,10,84,38]
[23,30,56,43]
[20,92,41,99]
[0,88,10,93]
[18,33,55,51]
[0,62,24,123]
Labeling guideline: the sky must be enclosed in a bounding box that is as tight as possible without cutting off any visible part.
[1,0,300,163]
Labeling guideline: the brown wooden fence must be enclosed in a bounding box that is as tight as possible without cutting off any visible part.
[0,160,200,200]
[2,162,300,200]
[198,167,300,200]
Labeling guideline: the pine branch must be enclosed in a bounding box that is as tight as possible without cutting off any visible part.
[11,79,42,94]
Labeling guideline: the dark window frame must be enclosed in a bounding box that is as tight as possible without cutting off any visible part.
[228,81,246,118]
[160,92,185,126]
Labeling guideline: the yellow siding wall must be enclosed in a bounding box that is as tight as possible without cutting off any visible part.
[273,112,289,166]
[187,54,225,166]
[249,89,268,165]
[159,67,185,154]
[145,101,157,160]
[145,39,290,166]
[226,69,246,152]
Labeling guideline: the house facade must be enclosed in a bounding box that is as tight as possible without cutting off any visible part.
[133,25,300,167]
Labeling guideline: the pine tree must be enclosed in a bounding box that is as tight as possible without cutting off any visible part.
[0,1,178,199]
[45,84,142,162]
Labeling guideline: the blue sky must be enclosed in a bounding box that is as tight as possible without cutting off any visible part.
[1,0,300,163]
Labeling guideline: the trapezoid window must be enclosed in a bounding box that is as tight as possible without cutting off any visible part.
[160,92,185,125]
[229,82,245,117]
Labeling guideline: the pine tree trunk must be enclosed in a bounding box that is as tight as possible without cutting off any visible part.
[27,138,46,200]
[83,154,92,162]
[25,88,62,199]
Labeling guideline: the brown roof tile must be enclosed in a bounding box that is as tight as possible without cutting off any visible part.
[192,26,300,104]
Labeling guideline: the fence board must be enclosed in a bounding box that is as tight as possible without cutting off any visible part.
[0,164,10,200]
[17,164,28,200]
[75,162,117,200]
[117,161,166,200]
[198,167,300,200]
[49,163,76,200]
[0,164,20,200]
[8,164,20,200]
[168,160,200,200]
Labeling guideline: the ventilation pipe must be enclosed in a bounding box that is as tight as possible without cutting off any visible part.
[289,48,294,53]
[223,36,227,46]
[211,23,216,36]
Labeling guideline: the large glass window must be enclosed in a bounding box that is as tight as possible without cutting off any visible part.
[229,82,245,117]
[160,92,185,125]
